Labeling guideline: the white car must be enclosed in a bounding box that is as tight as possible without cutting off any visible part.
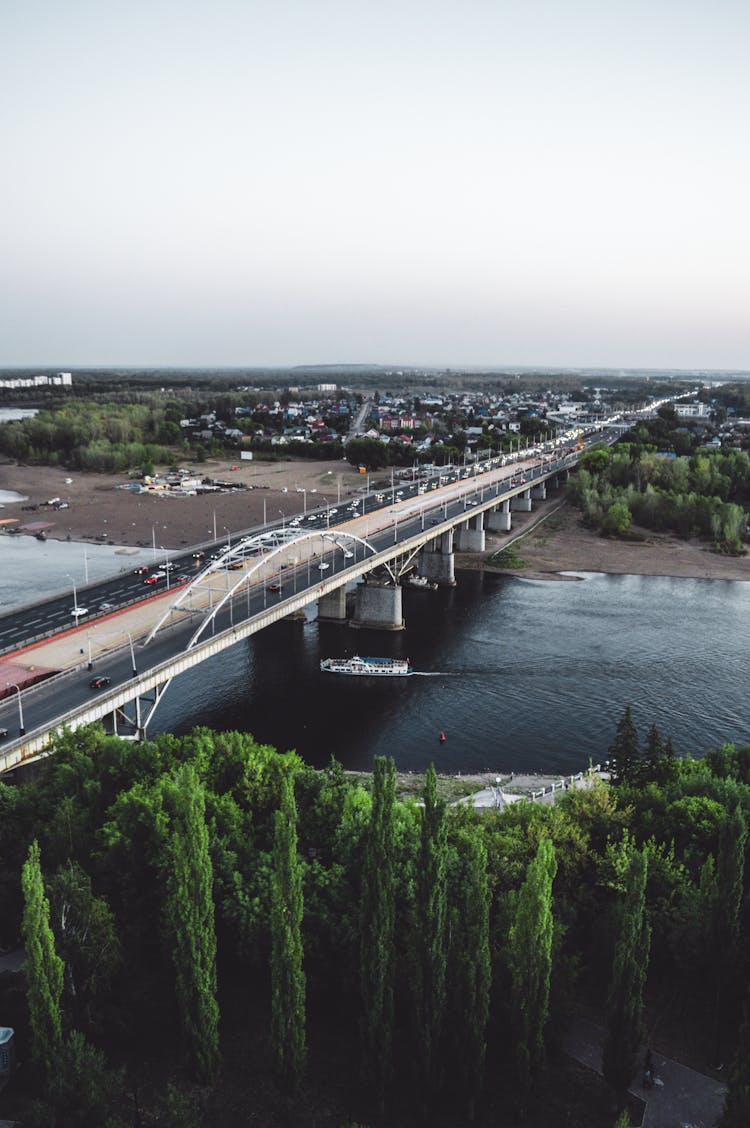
[343,550,354,559]
[70,607,88,617]
[318,562,330,571]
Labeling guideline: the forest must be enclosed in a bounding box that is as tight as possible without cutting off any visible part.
[1,718,749,1127]
[566,409,750,553]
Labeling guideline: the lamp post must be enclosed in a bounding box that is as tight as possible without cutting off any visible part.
[223,526,232,549]
[6,683,25,736]
[212,511,217,541]
[151,525,157,563]
[495,776,502,809]
[83,547,89,584]
[278,509,285,531]
[66,573,79,613]
[126,631,137,677]
[86,631,95,671]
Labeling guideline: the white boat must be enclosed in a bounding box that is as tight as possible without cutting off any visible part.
[404,574,437,590]
[320,656,413,676]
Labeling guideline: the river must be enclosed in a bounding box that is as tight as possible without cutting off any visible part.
[150,569,749,774]
[3,534,747,773]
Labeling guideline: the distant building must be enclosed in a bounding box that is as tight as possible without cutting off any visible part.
[317,383,337,392]
[0,372,73,389]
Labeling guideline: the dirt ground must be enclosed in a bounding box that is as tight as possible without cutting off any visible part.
[2,457,749,581]
[0,456,368,551]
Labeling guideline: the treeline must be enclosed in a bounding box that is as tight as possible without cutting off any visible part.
[2,724,750,1125]
[568,441,750,553]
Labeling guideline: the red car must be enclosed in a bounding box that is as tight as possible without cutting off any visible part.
[134,565,150,575]
[268,583,282,593]
[143,575,159,585]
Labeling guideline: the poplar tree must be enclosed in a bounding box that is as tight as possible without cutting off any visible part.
[21,840,64,1079]
[713,805,747,1050]
[449,827,491,1122]
[359,756,396,1111]
[508,837,558,1102]
[602,846,651,1104]
[643,722,664,783]
[609,705,640,783]
[720,994,750,1127]
[165,764,220,1083]
[270,771,306,1093]
[411,764,448,1109]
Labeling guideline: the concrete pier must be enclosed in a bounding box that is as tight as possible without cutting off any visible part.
[511,488,532,512]
[420,529,456,586]
[455,513,485,552]
[531,482,546,500]
[487,498,512,532]
[317,585,348,622]
[350,582,404,630]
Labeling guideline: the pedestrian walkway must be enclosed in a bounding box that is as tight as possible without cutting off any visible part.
[563,1015,727,1127]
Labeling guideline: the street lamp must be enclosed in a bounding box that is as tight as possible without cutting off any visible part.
[66,572,79,613]
[86,630,95,671]
[223,526,232,549]
[278,509,286,531]
[495,776,502,809]
[6,683,25,736]
[125,631,137,677]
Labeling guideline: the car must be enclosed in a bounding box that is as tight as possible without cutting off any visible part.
[163,561,176,570]
[151,570,166,579]
[318,562,330,571]
[70,606,88,617]
[134,565,150,574]
[0,727,8,740]
[268,583,282,592]
[89,676,111,690]
[342,550,354,559]
[192,550,206,560]
[98,602,115,612]
[143,575,158,585]
[175,574,190,583]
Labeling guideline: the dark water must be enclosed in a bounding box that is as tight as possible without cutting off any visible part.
[151,571,750,774]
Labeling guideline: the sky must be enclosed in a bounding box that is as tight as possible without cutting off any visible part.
[2,0,749,371]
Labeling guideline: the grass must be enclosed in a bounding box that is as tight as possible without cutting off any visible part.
[487,545,527,569]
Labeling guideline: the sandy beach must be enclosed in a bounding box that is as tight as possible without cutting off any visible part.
[1,458,748,582]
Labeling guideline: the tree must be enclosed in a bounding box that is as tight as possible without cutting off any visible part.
[643,723,664,783]
[602,499,632,536]
[602,846,651,1105]
[359,756,396,1111]
[508,837,558,1103]
[164,764,220,1083]
[411,765,448,1109]
[449,826,491,1121]
[21,840,65,1079]
[721,993,750,1126]
[270,771,307,1093]
[609,706,640,783]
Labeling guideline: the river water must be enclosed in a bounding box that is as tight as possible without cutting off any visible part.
[151,569,749,774]
[3,534,747,773]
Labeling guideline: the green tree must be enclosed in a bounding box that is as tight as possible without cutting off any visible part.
[270,771,307,1093]
[602,499,632,536]
[602,845,651,1105]
[449,826,491,1121]
[21,840,64,1079]
[164,764,220,1083]
[508,836,558,1102]
[360,756,396,1111]
[411,764,448,1109]
[721,994,750,1127]
[609,706,640,783]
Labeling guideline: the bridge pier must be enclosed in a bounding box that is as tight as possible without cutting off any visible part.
[455,513,485,552]
[531,482,546,500]
[317,585,348,622]
[420,529,456,587]
[350,582,404,630]
[511,488,532,512]
[487,499,512,533]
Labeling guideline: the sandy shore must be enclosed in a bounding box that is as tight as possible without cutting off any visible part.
[2,459,748,581]
[459,501,750,582]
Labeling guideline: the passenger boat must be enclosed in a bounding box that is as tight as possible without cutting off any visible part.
[320,656,413,676]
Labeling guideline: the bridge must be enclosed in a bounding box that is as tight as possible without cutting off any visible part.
[0,440,599,774]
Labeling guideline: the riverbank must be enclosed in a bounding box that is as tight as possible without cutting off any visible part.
[2,458,748,581]
[457,501,750,582]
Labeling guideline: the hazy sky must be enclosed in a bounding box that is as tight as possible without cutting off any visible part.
[2,0,749,370]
